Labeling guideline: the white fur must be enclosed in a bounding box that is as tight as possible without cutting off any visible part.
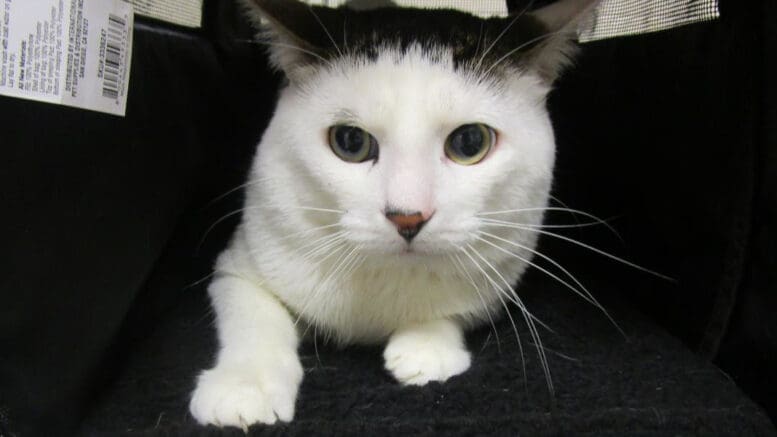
[191,46,557,428]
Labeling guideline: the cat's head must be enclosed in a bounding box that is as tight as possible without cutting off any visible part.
[241,0,597,261]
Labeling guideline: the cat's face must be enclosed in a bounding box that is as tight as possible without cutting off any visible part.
[243,0,594,265]
[263,46,554,258]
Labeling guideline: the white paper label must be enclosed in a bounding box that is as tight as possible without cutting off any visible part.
[0,0,134,116]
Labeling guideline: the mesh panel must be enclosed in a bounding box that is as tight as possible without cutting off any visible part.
[125,0,203,28]
[579,0,720,42]
[302,0,720,41]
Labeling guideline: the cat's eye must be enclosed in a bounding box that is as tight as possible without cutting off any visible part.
[328,125,379,163]
[445,123,495,165]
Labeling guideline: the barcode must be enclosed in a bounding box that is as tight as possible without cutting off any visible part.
[102,14,126,100]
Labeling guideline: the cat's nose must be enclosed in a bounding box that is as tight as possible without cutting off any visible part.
[385,209,431,243]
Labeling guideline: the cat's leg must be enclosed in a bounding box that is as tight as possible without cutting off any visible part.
[190,275,302,429]
[384,319,471,386]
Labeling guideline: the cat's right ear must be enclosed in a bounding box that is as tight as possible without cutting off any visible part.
[524,0,600,83]
[239,0,342,79]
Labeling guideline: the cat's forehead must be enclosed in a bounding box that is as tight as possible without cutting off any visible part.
[321,7,547,67]
[269,4,550,72]
[304,47,542,136]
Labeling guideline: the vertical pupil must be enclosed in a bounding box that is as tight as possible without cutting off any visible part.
[456,126,483,157]
[338,127,364,154]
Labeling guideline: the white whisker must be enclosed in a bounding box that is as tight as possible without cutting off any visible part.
[479,220,675,282]
[449,253,502,354]
[477,232,627,339]
[197,208,247,251]
[476,0,535,70]
[459,245,527,388]
[299,232,347,261]
[295,243,361,327]
[527,341,579,362]
[307,6,343,58]
[204,177,271,207]
[288,206,345,214]
[293,242,351,326]
[466,243,554,395]
[478,206,621,240]
[461,243,554,333]
[483,30,567,78]
[251,40,335,68]
[277,223,341,243]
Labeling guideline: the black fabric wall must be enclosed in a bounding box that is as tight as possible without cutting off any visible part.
[0,19,277,435]
[0,0,774,435]
[545,0,777,419]
[715,0,777,420]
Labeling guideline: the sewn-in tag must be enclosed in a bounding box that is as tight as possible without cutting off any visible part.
[0,0,134,116]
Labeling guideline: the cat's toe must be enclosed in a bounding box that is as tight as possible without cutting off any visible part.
[189,366,299,428]
[384,331,471,386]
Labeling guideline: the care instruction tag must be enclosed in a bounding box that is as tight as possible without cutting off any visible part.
[0,0,134,116]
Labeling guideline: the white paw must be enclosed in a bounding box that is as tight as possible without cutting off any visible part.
[384,320,471,386]
[189,357,302,429]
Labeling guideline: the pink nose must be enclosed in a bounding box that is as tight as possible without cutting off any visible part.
[385,210,430,243]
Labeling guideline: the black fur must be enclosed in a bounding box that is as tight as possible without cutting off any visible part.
[247,0,551,75]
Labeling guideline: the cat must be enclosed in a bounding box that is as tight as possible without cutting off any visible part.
[190,0,599,429]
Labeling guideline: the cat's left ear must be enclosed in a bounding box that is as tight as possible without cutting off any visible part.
[239,0,343,78]
[525,0,600,83]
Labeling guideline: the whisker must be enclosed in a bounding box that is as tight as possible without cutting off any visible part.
[478,233,595,306]
[547,195,626,243]
[197,208,247,251]
[295,243,361,327]
[479,221,675,282]
[313,324,322,367]
[307,6,343,58]
[477,206,621,240]
[293,241,351,327]
[549,194,583,229]
[466,243,554,395]
[299,232,347,261]
[449,253,502,354]
[183,271,216,290]
[203,177,270,208]
[459,245,527,389]
[342,16,348,55]
[277,223,341,243]
[288,206,345,214]
[199,202,342,252]
[461,244,554,334]
[497,221,609,230]
[476,0,535,70]
[483,30,567,78]
[477,232,627,339]
[244,39,335,68]
[527,341,579,363]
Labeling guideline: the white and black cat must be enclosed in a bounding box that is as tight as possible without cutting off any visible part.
[190,0,598,429]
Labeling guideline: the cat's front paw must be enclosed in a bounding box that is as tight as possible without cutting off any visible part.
[384,320,471,386]
[189,358,302,429]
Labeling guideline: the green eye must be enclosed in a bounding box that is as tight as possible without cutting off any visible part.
[445,123,495,165]
[328,125,379,163]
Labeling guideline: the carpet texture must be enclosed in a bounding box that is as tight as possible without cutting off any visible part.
[78,269,775,436]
